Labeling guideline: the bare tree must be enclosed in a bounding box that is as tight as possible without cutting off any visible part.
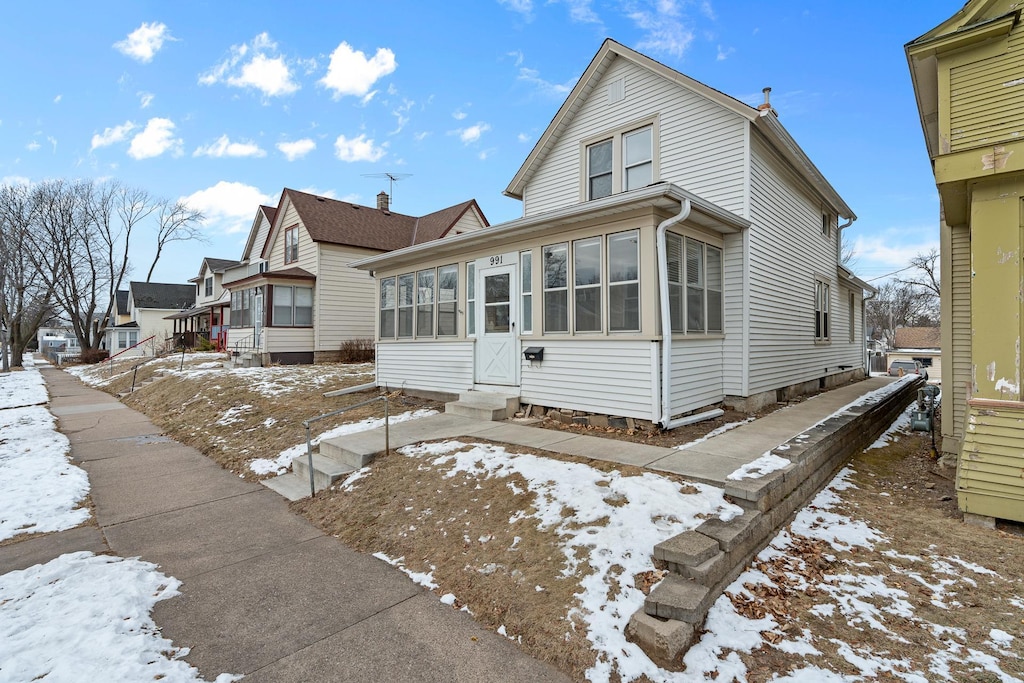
[146,200,206,282]
[866,280,936,348]
[898,248,941,298]
[0,183,55,369]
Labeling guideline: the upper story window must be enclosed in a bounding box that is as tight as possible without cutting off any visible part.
[821,213,832,238]
[284,226,299,264]
[204,276,213,297]
[584,123,656,201]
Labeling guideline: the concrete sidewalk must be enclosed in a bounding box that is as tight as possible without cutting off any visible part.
[5,368,568,683]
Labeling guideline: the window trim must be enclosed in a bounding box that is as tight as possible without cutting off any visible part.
[520,251,533,335]
[607,230,640,333]
[573,236,603,333]
[666,231,723,336]
[542,243,569,333]
[204,276,213,297]
[436,264,458,337]
[284,226,299,264]
[579,116,659,201]
[271,285,313,328]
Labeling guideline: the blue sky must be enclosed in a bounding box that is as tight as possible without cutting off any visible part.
[1,1,957,286]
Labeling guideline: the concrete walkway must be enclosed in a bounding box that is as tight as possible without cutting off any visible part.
[312,377,897,492]
[3,368,568,683]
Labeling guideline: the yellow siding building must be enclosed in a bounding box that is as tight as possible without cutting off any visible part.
[907,0,1024,523]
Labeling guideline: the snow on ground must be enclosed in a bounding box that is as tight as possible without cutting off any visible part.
[248,408,438,475]
[0,354,48,408]
[674,418,755,450]
[727,452,791,480]
[0,356,90,542]
[0,551,239,682]
[170,361,375,397]
[393,440,743,683]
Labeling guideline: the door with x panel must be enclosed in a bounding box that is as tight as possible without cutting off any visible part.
[474,264,517,386]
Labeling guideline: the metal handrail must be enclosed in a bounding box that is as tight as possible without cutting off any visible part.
[107,335,157,373]
[301,395,389,498]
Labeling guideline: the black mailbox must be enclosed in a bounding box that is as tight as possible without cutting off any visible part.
[523,346,544,362]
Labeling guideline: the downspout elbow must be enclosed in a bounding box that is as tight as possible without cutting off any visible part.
[657,199,692,429]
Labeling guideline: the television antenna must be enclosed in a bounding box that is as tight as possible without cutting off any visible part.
[361,172,412,205]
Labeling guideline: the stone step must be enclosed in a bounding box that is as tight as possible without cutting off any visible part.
[291,452,355,491]
[262,472,313,501]
[644,575,714,623]
[319,437,378,469]
[444,391,520,421]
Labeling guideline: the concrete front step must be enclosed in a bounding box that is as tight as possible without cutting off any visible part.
[445,391,520,421]
[262,472,314,501]
[291,452,355,491]
[320,438,378,469]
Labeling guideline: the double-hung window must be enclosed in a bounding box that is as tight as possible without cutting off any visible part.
[416,270,434,337]
[272,286,313,327]
[466,263,476,336]
[815,279,830,341]
[284,226,299,264]
[204,276,213,297]
[520,251,533,334]
[543,244,569,333]
[585,123,655,200]
[397,274,414,338]
[608,231,639,332]
[667,233,723,334]
[380,277,396,338]
[437,265,458,336]
[574,237,601,332]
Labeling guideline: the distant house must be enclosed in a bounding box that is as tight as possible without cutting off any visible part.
[222,189,487,365]
[907,0,1024,523]
[105,281,195,357]
[166,257,241,350]
[888,327,941,381]
[353,39,874,426]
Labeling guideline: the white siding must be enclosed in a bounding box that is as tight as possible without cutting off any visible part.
[264,327,314,353]
[746,133,863,395]
[251,212,273,261]
[226,326,261,351]
[523,56,748,217]
[669,337,724,416]
[449,207,486,235]
[721,230,746,394]
[134,309,176,348]
[377,342,475,394]
[316,244,380,350]
[520,339,656,420]
[267,200,317,274]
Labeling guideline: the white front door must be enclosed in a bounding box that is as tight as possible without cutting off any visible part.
[475,264,518,386]
[254,289,264,348]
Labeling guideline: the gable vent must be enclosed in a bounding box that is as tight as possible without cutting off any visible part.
[607,77,625,104]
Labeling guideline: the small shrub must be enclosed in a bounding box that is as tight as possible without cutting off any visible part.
[80,348,110,364]
[339,338,375,363]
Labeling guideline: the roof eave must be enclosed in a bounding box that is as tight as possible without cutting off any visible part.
[353,183,750,272]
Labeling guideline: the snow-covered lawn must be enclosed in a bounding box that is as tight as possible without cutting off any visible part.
[249,408,438,475]
[0,355,89,542]
[0,552,238,683]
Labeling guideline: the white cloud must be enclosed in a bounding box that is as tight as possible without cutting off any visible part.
[47,136,57,153]
[276,138,316,161]
[299,186,337,199]
[182,181,272,235]
[391,99,414,134]
[91,121,136,151]
[200,33,299,98]
[716,45,735,61]
[53,95,62,104]
[457,123,491,144]
[127,118,181,159]
[138,92,154,108]
[559,0,600,24]
[478,147,497,160]
[517,67,575,97]
[193,135,266,158]
[700,1,716,20]
[2,176,30,186]
[334,134,386,162]
[628,0,696,58]
[414,131,431,142]
[114,22,173,63]
[499,0,533,17]
[340,193,361,203]
[26,141,40,152]
[452,109,468,120]
[517,132,531,143]
[319,42,396,99]
[507,50,525,67]
[852,230,941,278]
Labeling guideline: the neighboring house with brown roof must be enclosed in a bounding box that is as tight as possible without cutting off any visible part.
[888,326,941,381]
[223,189,487,364]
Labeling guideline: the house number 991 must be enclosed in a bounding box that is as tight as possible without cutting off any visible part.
[488,255,504,266]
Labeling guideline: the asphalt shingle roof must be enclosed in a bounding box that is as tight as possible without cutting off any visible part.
[894,327,941,349]
[129,282,195,310]
[280,189,485,253]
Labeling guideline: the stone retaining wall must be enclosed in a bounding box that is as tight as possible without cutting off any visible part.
[628,376,924,667]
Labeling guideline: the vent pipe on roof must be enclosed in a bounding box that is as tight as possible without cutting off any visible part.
[757,87,772,111]
[377,191,390,211]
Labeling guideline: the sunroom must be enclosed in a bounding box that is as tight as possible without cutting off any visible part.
[353,183,750,426]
